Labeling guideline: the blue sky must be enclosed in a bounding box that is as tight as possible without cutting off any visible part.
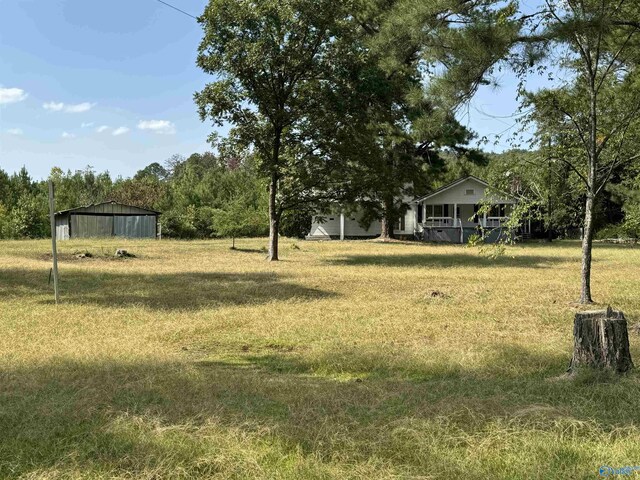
[1,0,542,180]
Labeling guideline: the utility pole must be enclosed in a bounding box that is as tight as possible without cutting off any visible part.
[48,180,60,304]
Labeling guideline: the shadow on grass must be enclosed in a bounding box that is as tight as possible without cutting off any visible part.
[523,240,639,250]
[326,252,575,269]
[0,268,335,310]
[1,344,639,477]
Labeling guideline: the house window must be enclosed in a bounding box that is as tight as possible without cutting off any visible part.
[329,217,335,221]
[396,215,405,231]
[417,205,423,224]
[465,189,475,196]
[433,205,443,217]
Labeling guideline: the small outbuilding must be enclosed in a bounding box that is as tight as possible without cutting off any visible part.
[55,201,160,240]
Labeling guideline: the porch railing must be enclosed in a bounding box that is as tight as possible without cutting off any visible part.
[485,217,509,228]
[420,216,511,228]
[422,217,461,227]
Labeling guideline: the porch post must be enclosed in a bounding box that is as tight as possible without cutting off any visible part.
[482,211,487,239]
[454,203,460,243]
[340,212,345,241]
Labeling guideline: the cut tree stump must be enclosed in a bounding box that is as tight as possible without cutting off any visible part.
[568,307,634,374]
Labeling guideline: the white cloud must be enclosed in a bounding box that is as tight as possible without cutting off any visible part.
[81,122,94,128]
[137,119,176,135]
[65,102,94,113]
[0,87,28,105]
[43,101,65,111]
[96,125,109,133]
[6,128,23,135]
[44,101,95,113]
[61,131,76,139]
[112,126,130,136]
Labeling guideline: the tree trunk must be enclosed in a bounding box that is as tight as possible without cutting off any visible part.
[379,197,395,241]
[580,73,598,304]
[580,193,595,303]
[569,307,633,374]
[268,127,282,262]
[268,171,279,261]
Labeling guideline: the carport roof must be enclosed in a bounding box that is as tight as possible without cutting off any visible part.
[55,201,161,215]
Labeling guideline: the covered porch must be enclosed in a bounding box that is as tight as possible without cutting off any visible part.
[415,202,514,243]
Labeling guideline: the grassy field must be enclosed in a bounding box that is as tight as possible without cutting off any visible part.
[1,238,640,479]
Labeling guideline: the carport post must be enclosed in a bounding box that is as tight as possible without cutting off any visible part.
[48,180,60,304]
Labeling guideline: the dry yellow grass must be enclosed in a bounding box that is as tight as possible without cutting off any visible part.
[1,238,639,479]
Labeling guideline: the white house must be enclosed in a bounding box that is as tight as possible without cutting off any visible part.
[307,176,526,243]
[414,176,522,243]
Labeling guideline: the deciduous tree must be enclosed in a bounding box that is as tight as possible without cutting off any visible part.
[519,0,640,302]
[196,0,353,260]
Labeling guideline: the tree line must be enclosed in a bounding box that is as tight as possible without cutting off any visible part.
[0,146,636,243]
[0,153,307,241]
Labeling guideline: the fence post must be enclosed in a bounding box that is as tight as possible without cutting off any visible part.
[48,180,60,304]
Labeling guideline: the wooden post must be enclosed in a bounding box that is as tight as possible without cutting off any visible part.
[340,212,345,241]
[48,180,60,304]
[569,307,633,374]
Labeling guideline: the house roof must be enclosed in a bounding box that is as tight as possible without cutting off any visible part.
[414,176,489,203]
[56,201,161,215]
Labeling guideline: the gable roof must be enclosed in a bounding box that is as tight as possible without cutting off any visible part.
[414,176,489,203]
[56,201,161,215]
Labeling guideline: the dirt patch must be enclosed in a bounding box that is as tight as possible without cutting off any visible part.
[40,250,139,262]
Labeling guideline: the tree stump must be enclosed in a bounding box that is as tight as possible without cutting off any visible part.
[569,307,634,374]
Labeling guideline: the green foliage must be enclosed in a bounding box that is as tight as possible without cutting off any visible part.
[210,181,269,243]
[160,152,269,239]
[196,0,355,258]
[466,233,483,248]
[8,193,48,239]
[339,0,518,237]
[0,153,274,240]
[280,206,313,239]
[49,166,114,211]
[0,203,11,238]
[0,168,48,239]
[516,0,640,300]
[595,224,635,240]
[612,168,640,237]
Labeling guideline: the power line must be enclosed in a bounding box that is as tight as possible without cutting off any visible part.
[155,0,198,20]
